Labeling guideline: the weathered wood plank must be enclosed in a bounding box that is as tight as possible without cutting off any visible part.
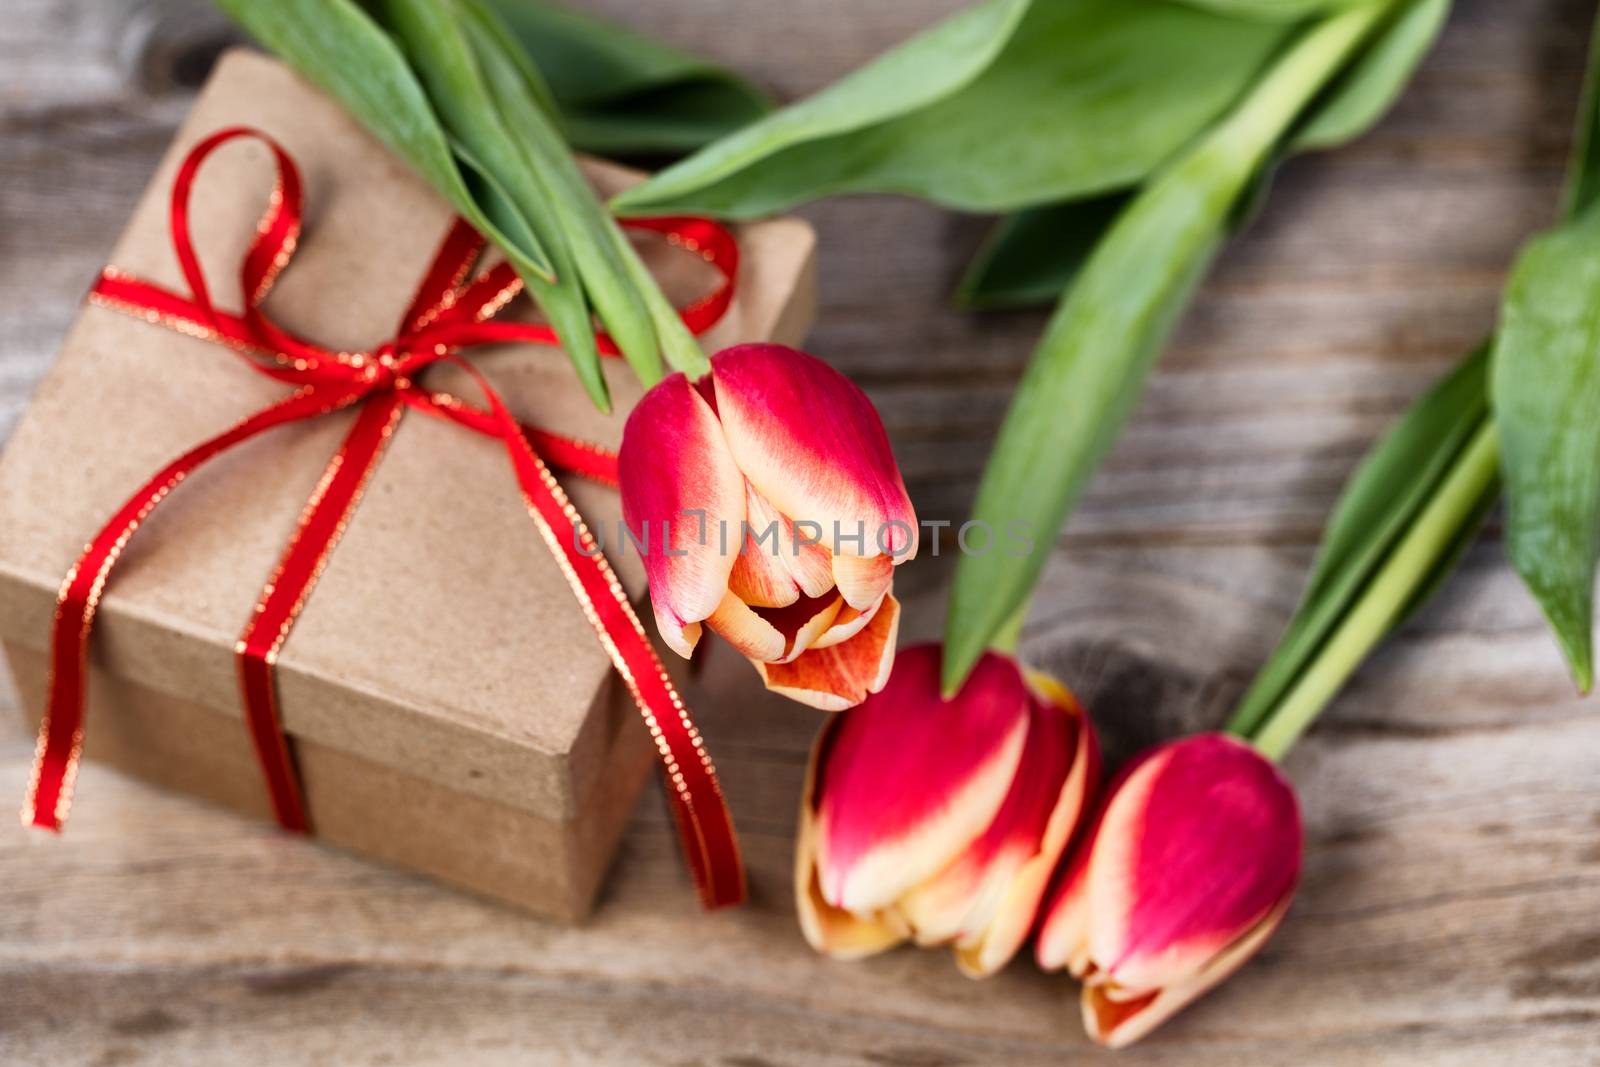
[2,0,1599,1064]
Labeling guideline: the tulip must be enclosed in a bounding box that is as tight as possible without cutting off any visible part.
[1035,732,1301,1048]
[795,643,1097,975]
[619,343,917,710]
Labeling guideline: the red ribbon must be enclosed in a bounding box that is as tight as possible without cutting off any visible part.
[23,126,746,909]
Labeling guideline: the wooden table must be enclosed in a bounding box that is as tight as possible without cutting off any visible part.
[4,1,1599,1063]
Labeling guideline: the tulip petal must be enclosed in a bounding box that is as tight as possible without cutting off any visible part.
[832,552,894,611]
[727,482,802,609]
[707,589,845,666]
[954,676,1099,978]
[894,700,1065,948]
[619,373,745,631]
[756,593,900,711]
[808,594,882,652]
[896,673,1096,977]
[771,593,847,663]
[706,590,787,663]
[809,643,1027,910]
[1035,742,1164,976]
[795,719,911,960]
[1082,896,1292,1049]
[711,345,917,560]
[1087,735,1302,993]
[651,599,703,660]
[783,526,840,599]
[1034,840,1094,976]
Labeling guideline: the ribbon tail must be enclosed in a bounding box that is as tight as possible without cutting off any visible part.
[442,357,745,908]
[23,385,356,831]
[509,430,745,907]
[235,393,407,833]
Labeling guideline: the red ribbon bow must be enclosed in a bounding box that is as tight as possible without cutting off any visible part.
[23,126,746,909]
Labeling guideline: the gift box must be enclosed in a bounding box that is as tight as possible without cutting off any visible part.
[0,50,815,920]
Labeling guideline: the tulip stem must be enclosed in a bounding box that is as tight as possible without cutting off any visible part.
[1246,420,1500,762]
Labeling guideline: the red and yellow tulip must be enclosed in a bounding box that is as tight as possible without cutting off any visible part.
[1035,732,1301,1048]
[619,343,916,709]
[796,643,1097,975]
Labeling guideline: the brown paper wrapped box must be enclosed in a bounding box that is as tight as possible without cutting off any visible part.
[0,51,815,921]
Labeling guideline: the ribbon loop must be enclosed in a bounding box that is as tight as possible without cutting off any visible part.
[26,125,746,910]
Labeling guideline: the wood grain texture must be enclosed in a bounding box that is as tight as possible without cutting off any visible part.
[3,1,1600,1064]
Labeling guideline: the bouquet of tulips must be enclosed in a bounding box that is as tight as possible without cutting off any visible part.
[219,0,1600,1050]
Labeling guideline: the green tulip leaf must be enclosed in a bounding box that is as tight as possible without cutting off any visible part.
[1305,350,1488,607]
[1227,347,1492,738]
[1487,7,1600,694]
[1290,0,1448,150]
[1230,0,1600,750]
[1563,14,1600,225]
[1245,415,1500,760]
[367,0,614,407]
[480,0,773,157]
[613,0,1292,219]
[954,194,1131,310]
[960,0,1448,310]
[1176,0,1364,20]
[558,94,771,160]
[462,0,664,385]
[943,141,1244,692]
[942,2,1399,692]
[611,0,1030,215]
[1491,200,1600,694]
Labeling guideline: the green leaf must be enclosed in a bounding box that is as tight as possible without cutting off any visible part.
[1230,0,1591,748]
[461,0,665,384]
[941,1,1398,693]
[367,0,612,408]
[955,194,1131,310]
[1303,348,1487,606]
[1486,0,1600,693]
[960,0,1448,310]
[612,0,1292,219]
[1226,347,1491,738]
[612,0,1029,214]
[480,0,772,157]
[1563,5,1600,219]
[1176,0,1364,19]
[1246,419,1500,759]
[943,151,1236,692]
[1290,0,1448,150]
[213,0,555,284]
[1491,200,1600,693]
[558,93,772,159]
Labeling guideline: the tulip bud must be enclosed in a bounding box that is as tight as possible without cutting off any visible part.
[796,643,1097,976]
[619,344,917,710]
[1035,732,1301,1048]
